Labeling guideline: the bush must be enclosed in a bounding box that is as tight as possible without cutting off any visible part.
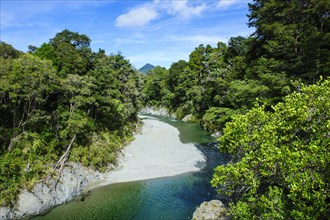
[212,79,330,219]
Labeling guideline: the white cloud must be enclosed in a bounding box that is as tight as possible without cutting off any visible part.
[115,6,159,28]
[166,0,207,19]
[115,0,208,29]
[186,35,227,45]
[114,0,249,29]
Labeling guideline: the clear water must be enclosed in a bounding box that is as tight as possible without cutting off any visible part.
[31,116,229,220]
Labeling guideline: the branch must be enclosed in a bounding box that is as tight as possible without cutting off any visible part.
[52,133,77,187]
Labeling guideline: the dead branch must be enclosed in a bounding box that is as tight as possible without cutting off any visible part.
[52,133,77,187]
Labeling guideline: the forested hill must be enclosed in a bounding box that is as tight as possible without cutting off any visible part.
[143,0,329,218]
[0,30,143,206]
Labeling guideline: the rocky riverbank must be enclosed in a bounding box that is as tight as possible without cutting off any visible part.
[0,163,101,220]
[1,115,208,219]
[139,107,176,118]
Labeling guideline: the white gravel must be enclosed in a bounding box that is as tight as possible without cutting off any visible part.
[86,115,206,190]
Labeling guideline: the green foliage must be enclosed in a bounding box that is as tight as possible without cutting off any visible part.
[88,54,141,129]
[202,107,244,132]
[0,32,141,206]
[0,54,60,139]
[248,0,330,82]
[225,36,252,61]
[142,0,329,137]
[34,43,56,61]
[49,29,91,49]
[140,1,330,218]
[35,29,94,77]
[54,42,90,76]
[142,41,254,131]
[71,132,119,171]
[0,42,22,59]
[143,66,170,107]
[0,132,56,206]
[226,80,269,109]
[211,79,330,219]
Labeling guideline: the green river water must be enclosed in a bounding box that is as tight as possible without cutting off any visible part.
[31,116,229,220]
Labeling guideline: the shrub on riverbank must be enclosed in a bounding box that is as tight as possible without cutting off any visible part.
[211,79,330,219]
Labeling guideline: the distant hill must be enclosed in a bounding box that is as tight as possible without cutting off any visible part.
[139,63,155,74]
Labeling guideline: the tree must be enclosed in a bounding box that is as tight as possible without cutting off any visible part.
[49,30,93,76]
[0,54,60,205]
[0,42,21,59]
[143,66,169,106]
[248,0,330,82]
[0,35,142,206]
[54,42,90,76]
[212,79,330,219]
[34,43,56,61]
[0,54,59,141]
[167,60,191,112]
[49,29,91,49]
[225,36,251,61]
[87,54,140,130]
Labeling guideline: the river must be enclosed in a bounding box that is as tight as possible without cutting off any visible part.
[31,116,229,220]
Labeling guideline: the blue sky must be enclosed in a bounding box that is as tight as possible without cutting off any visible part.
[1,0,253,69]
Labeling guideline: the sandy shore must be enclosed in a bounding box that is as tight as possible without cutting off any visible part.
[85,115,206,190]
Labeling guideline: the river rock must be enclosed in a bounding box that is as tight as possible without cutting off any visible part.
[182,114,195,122]
[192,200,231,220]
[16,190,43,216]
[211,132,221,138]
[0,162,100,220]
[0,207,13,220]
[140,107,176,118]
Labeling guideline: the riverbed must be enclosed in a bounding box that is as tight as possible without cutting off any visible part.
[31,115,229,220]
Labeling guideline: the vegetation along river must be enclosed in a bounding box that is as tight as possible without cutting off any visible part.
[31,116,230,220]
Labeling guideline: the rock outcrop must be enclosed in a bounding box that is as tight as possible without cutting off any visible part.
[139,107,176,118]
[0,162,100,220]
[182,114,195,122]
[192,200,231,220]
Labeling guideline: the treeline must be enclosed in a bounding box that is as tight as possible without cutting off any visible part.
[143,0,329,133]
[0,30,142,206]
[143,0,329,219]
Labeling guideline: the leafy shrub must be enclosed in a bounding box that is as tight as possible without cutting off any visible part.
[212,79,330,219]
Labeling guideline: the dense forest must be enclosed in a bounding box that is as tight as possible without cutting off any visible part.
[143,0,329,219]
[144,0,330,133]
[0,0,329,219]
[0,30,143,206]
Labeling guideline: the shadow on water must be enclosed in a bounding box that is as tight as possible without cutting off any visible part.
[31,114,230,220]
[142,114,232,202]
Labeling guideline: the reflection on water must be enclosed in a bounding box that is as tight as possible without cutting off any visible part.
[32,181,145,220]
[31,115,229,220]
[154,115,215,144]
